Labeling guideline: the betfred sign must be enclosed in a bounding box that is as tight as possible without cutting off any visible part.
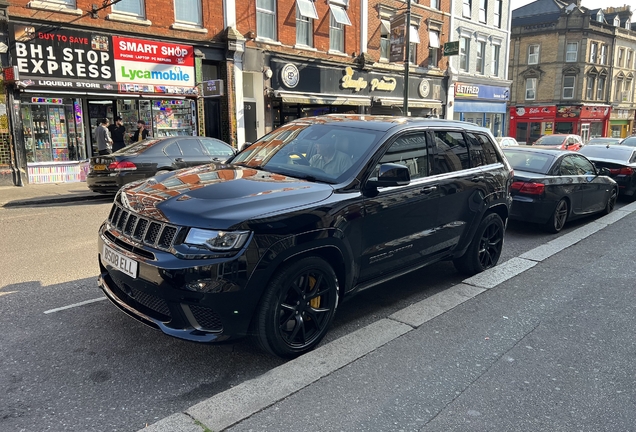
[113,37,194,87]
[10,24,115,82]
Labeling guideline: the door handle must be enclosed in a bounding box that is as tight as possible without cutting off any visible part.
[420,186,437,194]
[471,176,484,182]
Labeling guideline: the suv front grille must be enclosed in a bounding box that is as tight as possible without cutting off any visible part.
[107,202,180,252]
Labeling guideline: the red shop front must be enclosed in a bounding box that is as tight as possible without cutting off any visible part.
[510,104,610,145]
[509,106,557,145]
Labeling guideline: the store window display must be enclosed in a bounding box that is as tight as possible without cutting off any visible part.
[21,98,86,163]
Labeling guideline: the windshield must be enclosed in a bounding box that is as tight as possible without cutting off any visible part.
[579,146,633,162]
[230,122,383,183]
[620,137,636,147]
[504,149,555,174]
[535,136,564,146]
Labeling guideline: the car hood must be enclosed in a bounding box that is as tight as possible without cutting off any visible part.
[118,164,334,229]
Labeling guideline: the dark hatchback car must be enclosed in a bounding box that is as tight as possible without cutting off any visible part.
[579,144,636,199]
[87,136,235,194]
[97,115,513,358]
[504,147,617,233]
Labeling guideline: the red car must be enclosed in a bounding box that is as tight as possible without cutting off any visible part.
[533,134,584,151]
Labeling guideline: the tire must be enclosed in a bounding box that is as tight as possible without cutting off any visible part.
[545,199,568,233]
[254,256,340,358]
[453,213,505,276]
[604,188,617,215]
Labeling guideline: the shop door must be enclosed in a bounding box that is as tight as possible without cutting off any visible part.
[244,102,257,144]
[580,124,590,142]
[87,100,115,151]
[204,98,222,140]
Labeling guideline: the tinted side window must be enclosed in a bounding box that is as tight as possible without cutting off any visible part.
[571,155,595,175]
[559,156,577,175]
[467,132,501,166]
[178,139,206,156]
[378,133,430,180]
[432,130,470,174]
[163,142,182,156]
[200,139,234,157]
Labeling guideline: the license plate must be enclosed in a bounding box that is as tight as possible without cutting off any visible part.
[102,244,138,278]
[93,164,107,171]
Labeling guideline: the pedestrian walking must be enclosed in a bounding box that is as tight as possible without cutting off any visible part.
[96,118,113,155]
[108,116,127,152]
[131,120,150,142]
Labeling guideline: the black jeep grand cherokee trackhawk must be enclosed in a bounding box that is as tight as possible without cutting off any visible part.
[98,115,513,358]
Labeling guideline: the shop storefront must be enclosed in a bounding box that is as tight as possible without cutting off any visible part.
[9,23,201,184]
[452,82,509,138]
[267,58,445,128]
[509,104,610,145]
[609,109,635,138]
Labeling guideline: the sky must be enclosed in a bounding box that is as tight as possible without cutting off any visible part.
[510,0,636,10]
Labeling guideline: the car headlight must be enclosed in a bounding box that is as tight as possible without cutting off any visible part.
[184,228,251,251]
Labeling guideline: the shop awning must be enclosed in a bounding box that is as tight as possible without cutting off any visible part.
[296,0,319,19]
[275,90,371,106]
[329,4,352,26]
[374,97,441,109]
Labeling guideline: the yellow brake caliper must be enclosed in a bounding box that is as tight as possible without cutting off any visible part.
[308,276,321,309]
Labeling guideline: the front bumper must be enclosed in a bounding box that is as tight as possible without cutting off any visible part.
[97,224,259,343]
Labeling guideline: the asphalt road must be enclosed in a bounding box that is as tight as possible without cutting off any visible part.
[0,199,628,432]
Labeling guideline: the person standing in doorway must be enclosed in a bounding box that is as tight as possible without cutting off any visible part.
[96,118,113,155]
[108,116,126,152]
[131,120,150,142]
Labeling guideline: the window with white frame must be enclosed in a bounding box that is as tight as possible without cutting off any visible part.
[380,19,390,60]
[46,0,74,4]
[590,43,597,62]
[600,45,607,64]
[256,0,276,40]
[586,76,595,100]
[476,41,485,74]
[613,15,620,26]
[625,19,631,30]
[625,79,633,102]
[566,42,577,62]
[296,0,317,47]
[479,0,487,23]
[528,44,539,64]
[409,26,420,64]
[597,76,605,100]
[563,75,575,99]
[628,51,634,69]
[431,0,439,9]
[329,11,346,52]
[494,0,502,28]
[596,11,604,23]
[459,37,470,71]
[618,49,624,67]
[492,44,500,76]
[174,0,202,26]
[526,78,536,100]
[428,30,440,67]
[615,78,623,101]
[462,0,471,18]
[113,0,145,17]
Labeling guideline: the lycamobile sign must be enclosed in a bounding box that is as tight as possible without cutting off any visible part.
[113,36,194,87]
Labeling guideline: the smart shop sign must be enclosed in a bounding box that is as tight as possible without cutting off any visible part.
[113,36,195,88]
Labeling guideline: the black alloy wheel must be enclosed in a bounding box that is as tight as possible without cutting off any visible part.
[255,256,339,358]
[546,199,568,233]
[604,188,617,215]
[454,213,504,275]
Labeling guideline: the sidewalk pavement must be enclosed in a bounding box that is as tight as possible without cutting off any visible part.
[0,182,110,207]
[141,202,636,432]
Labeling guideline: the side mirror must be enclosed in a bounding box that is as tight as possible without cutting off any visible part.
[598,167,611,176]
[240,142,253,151]
[366,163,411,188]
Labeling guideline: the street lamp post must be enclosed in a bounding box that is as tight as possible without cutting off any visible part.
[403,0,411,116]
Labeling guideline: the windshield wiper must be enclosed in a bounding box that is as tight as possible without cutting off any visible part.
[232,162,265,170]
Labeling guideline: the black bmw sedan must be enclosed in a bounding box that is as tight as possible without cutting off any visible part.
[98,115,513,358]
[579,144,636,199]
[504,147,617,233]
[87,136,235,194]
